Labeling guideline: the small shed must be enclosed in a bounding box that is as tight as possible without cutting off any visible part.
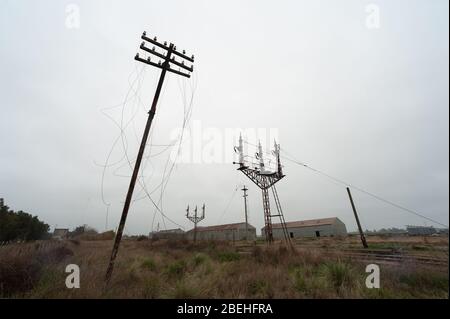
[52,228,69,240]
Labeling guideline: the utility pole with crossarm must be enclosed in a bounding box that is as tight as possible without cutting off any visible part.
[104,31,194,286]
[186,204,205,243]
[242,186,249,240]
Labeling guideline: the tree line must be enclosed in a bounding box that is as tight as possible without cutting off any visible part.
[0,204,50,242]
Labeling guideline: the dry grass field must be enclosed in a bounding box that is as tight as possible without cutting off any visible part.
[0,235,448,299]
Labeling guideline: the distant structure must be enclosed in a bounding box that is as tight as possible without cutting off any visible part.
[186,204,206,243]
[263,217,347,239]
[234,135,291,245]
[0,198,4,208]
[149,228,185,240]
[406,225,436,236]
[362,228,408,236]
[187,222,256,241]
[52,228,69,240]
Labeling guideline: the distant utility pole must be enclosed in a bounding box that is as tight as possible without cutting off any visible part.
[104,31,194,286]
[186,204,205,243]
[242,186,249,240]
[346,187,369,249]
[105,205,109,232]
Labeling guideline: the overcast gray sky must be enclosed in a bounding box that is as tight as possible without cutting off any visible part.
[0,0,448,236]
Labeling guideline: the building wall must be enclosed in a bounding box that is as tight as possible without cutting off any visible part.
[150,232,185,240]
[332,219,348,236]
[188,225,256,241]
[52,229,69,240]
[407,227,436,236]
[269,220,347,239]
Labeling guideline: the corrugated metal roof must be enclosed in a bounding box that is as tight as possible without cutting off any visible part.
[188,222,255,232]
[266,217,340,230]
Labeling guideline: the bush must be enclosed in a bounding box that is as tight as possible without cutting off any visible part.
[248,279,273,297]
[137,235,147,242]
[69,239,80,246]
[0,206,49,242]
[217,251,240,262]
[141,258,156,271]
[165,260,187,279]
[412,245,431,251]
[172,281,198,299]
[143,276,161,298]
[0,255,42,297]
[292,267,308,292]
[37,246,74,264]
[192,253,208,266]
[321,261,354,290]
[400,272,449,292]
[251,246,263,262]
[75,231,114,241]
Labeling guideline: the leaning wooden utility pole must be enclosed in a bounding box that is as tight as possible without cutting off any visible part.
[104,31,194,286]
[346,187,369,249]
[242,186,249,240]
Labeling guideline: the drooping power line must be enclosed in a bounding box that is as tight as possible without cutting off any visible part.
[279,148,448,228]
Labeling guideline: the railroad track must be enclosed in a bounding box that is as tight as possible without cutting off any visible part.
[337,252,448,267]
[234,244,448,267]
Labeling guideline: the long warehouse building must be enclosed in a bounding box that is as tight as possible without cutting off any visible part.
[187,222,257,241]
[263,217,347,239]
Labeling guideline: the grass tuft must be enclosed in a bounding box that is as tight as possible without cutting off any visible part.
[217,251,240,262]
[165,260,187,279]
[141,257,156,271]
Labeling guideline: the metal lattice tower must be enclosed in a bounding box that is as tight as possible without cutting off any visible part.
[233,134,291,245]
[186,204,205,243]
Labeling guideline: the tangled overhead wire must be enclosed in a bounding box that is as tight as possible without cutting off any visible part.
[97,61,198,233]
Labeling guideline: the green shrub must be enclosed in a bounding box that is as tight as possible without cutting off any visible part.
[292,267,308,292]
[172,281,198,299]
[321,261,354,289]
[165,260,187,279]
[136,235,148,242]
[411,245,431,251]
[400,272,449,292]
[141,257,156,271]
[143,276,160,298]
[248,279,272,297]
[251,246,263,263]
[27,267,66,298]
[217,251,240,262]
[192,253,208,267]
[290,264,333,298]
[0,255,42,297]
